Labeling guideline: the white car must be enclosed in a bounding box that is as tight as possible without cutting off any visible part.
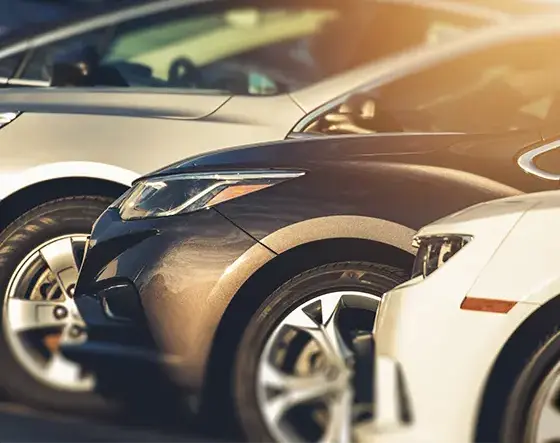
[359,190,560,443]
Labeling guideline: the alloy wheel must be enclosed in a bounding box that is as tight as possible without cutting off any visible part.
[527,360,560,443]
[3,234,92,391]
[256,290,380,443]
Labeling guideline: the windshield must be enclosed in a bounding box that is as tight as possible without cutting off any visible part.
[306,34,560,135]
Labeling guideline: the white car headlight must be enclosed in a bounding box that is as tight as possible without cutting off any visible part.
[411,234,472,279]
[113,170,305,221]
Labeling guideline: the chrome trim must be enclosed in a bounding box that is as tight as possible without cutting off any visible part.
[412,233,473,245]
[100,290,132,323]
[7,79,49,87]
[517,140,560,181]
[144,170,306,182]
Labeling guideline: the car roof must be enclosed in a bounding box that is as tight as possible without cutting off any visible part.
[0,0,149,47]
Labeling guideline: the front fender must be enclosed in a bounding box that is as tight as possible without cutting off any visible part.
[0,161,138,201]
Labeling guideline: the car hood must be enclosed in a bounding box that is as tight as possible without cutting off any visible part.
[143,133,474,179]
[0,87,231,119]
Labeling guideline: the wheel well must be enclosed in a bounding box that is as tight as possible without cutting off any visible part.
[475,293,560,442]
[199,237,414,423]
[0,178,129,232]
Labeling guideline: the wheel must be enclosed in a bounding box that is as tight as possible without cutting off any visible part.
[0,196,114,412]
[234,261,408,442]
[501,328,560,443]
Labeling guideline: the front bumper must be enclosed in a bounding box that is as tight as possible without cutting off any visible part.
[356,277,539,443]
[61,206,274,410]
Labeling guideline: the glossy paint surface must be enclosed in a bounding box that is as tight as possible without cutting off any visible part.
[71,130,559,407]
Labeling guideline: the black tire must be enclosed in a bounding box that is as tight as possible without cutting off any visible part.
[501,328,560,443]
[0,196,116,413]
[233,261,408,442]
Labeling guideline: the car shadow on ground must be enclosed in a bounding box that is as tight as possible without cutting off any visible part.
[0,402,209,442]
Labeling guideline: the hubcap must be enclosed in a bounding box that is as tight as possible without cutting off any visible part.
[527,360,560,443]
[257,290,381,443]
[3,235,92,391]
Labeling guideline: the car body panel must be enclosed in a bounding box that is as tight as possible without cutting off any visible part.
[469,193,560,305]
[368,189,560,442]
[0,91,304,201]
[73,205,275,391]
[0,87,233,119]
[369,280,538,442]
[153,131,549,241]
[64,132,560,407]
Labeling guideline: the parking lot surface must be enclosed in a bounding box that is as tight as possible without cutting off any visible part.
[0,402,209,442]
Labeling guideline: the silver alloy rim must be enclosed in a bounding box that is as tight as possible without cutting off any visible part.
[527,360,560,443]
[257,290,381,443]
[3,234,93,391]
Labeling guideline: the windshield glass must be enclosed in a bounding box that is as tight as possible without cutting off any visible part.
[306,34,560,134]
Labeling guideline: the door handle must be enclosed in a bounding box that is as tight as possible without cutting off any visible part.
[517,139,560,181]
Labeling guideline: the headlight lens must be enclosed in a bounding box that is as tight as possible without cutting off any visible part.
[411,234,472,279]
[114,170,305,220]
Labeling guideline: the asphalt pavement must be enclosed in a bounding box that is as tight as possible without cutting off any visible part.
[0,402,210,442]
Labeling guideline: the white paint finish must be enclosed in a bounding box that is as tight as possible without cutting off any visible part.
[372,279,538,442]
[470,194,560,304]
[0,161,138,201]
[373,357,403,431]
[368,189,560,442]
[0,93,301,203]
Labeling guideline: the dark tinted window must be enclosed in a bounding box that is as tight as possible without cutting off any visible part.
[307,36,560,135]
[0,53,23,78]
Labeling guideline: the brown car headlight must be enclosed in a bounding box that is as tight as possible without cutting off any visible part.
[113,170,305,221]
[411,234,472,279]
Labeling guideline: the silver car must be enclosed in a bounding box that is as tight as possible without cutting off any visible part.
[0,4,554,413]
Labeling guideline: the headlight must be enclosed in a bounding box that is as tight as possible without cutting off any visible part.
[411,234,472,279]
[0,112,20,129]
[114,169,305,220]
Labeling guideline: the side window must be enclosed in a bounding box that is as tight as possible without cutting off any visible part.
[306,36,560,135]
[0,53,23,79]
[20,29,109,82]
[99,5,346,94]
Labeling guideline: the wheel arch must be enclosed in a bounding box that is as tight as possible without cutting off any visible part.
[0,176,130,232]
[475,293,560,442]
[200,224,416,422]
